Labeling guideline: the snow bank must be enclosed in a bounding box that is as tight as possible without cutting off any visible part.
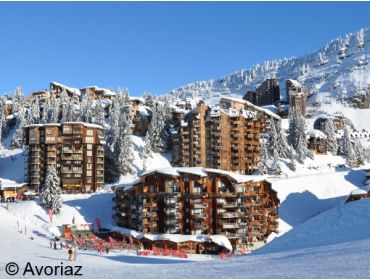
[257,199,370,254]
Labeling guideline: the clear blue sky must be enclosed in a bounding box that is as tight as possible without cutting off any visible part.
[0,2,369,97]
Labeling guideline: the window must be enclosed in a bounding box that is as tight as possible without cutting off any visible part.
[86,177,92,183]
[87,144,92,150]
[46,137,55,142]
[87,164,92,170]
[46,129,53,135]
[87,130,93,136]
[85,137,94,143]
[86,170,92,176]
[87,151,92,156]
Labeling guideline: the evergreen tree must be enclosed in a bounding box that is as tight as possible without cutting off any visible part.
[60,90,69,123]
[41,97,50,124]
[341,126,357,166]
[257,140,269,174]
[161,99,173,151]
[116,112,134,175]
[39,165,63,215]
[289,107,313,163]
[323,118,338,155]
[268,118,290,159]
[92,100,105,126]
[354,140,365,166]
[0,98,8,139]
[80,92,93,123]
[288,146,296,171]
[48,94,59,123]
[143,92,155,108]
[12,108,28,148]
[148,103,166,153]
[30,97,40,124]
[12,87,24,114]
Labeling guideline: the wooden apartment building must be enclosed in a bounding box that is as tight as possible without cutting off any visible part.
[172,96,280,174]
[24,122,105,193]
[114,167,279,249]
[286,79,308,115]
[243,78,280,106]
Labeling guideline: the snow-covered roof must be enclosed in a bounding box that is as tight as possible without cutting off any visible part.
[349,189,368,196]
[130,97,145,103]
[25,122,103,130]
[5,100,13,105]
[51,81,81,96]
[139,167,267,184]
[137,106,152,117]
[244,100,281,120]
[287,79,303,87]
[112,227,233,251]
[96,88,116,97]
[0,179,27,190]
[307,129,327,140]
[220,95,247,104]
[203,168,267,183]
[171,105,188,114]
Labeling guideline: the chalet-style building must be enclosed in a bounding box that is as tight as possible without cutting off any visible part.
[50,82,81,99]
[286,79,308,115]
[24,122,105,193]
[80,86,116,101]
[243,78,280,106]
[307,129,329,155]
[345,189,368,203]
[313,113,350,132]
[113,167,279,249]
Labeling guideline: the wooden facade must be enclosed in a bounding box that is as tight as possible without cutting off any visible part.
[24,122,105,193]
[286,79,308,115]
[172,97,279,174]
[114,167,279,249]
[243,78,280,106]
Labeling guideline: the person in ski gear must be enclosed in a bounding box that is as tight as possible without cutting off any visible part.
[67,247,73,261]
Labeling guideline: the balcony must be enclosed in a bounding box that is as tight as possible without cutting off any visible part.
[144,202,157,208]
[222,223,241,229]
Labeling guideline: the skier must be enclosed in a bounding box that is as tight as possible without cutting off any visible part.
[67,247,73,261]
[53,241,57,250]
[60,241,63,250]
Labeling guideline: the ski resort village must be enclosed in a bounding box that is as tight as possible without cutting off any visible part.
[1,26,370,278]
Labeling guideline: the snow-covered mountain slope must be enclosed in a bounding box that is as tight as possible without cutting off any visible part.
[165,27,370,106]
[257,198,370,255]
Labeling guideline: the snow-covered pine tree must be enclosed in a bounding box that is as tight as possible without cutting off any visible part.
[60,89,69,123]
[69,93,81,122]
[0,98,8,139]
[267,117,290,159]
[161,99,173,151]
[49,93,60,123]
[341,126,357,166]
[143,92,155,108]
[12,87,24,114]
[41,97,50,124]
[92,100,105,126]
[289,107,313,163]
[80,92,93,123]
[257,140,269,174]
[115,111,134,175]
[288,146,296,171]
[148,102,166,153]
[323,118,338,155]
[353,139,365,166]
[12,108,28,148]
[39,165,63,215]
[30,97,41,124]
